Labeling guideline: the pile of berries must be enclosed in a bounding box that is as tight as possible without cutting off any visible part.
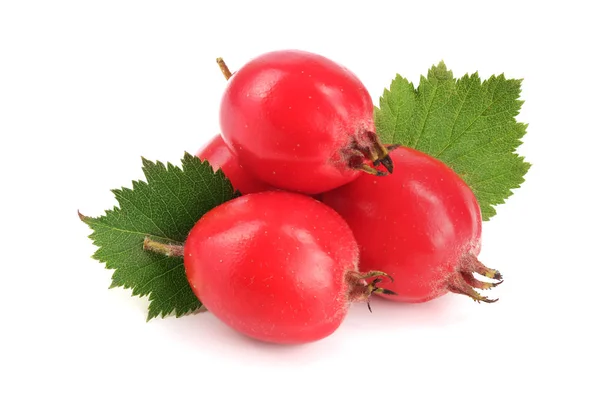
[158,50,503,344]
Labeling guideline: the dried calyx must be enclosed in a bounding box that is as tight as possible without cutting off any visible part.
[346,270,397,312]
[345,131,399,176]
[447,253,504,303]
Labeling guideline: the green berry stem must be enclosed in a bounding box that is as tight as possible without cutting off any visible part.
[143,237,184,258]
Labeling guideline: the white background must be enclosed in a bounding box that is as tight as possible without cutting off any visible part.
[1,1,598,399]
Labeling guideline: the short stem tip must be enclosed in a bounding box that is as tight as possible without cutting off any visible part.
[216,57,233,81]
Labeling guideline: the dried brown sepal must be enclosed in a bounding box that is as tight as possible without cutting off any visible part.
[447,278,499,304]
[460,271,503,290]
[445,253,504,303]
[346,270,397,312]
[345,132,400,176]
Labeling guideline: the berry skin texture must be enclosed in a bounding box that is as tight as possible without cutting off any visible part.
[183,192,391,344]
[197,135,272,194]
[219,50,395,195]
[322,147,503,304]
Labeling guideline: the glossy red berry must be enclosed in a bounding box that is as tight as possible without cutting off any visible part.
[183,191,393,344]
[197,135,272,194]
[219,50,396,194]
[322,147,503,303]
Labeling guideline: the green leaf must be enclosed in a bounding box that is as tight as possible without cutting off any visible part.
[375,61,530,220]
[80,153,237,320]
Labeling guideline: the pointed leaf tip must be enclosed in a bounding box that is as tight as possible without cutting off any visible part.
[78,210,86,221]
